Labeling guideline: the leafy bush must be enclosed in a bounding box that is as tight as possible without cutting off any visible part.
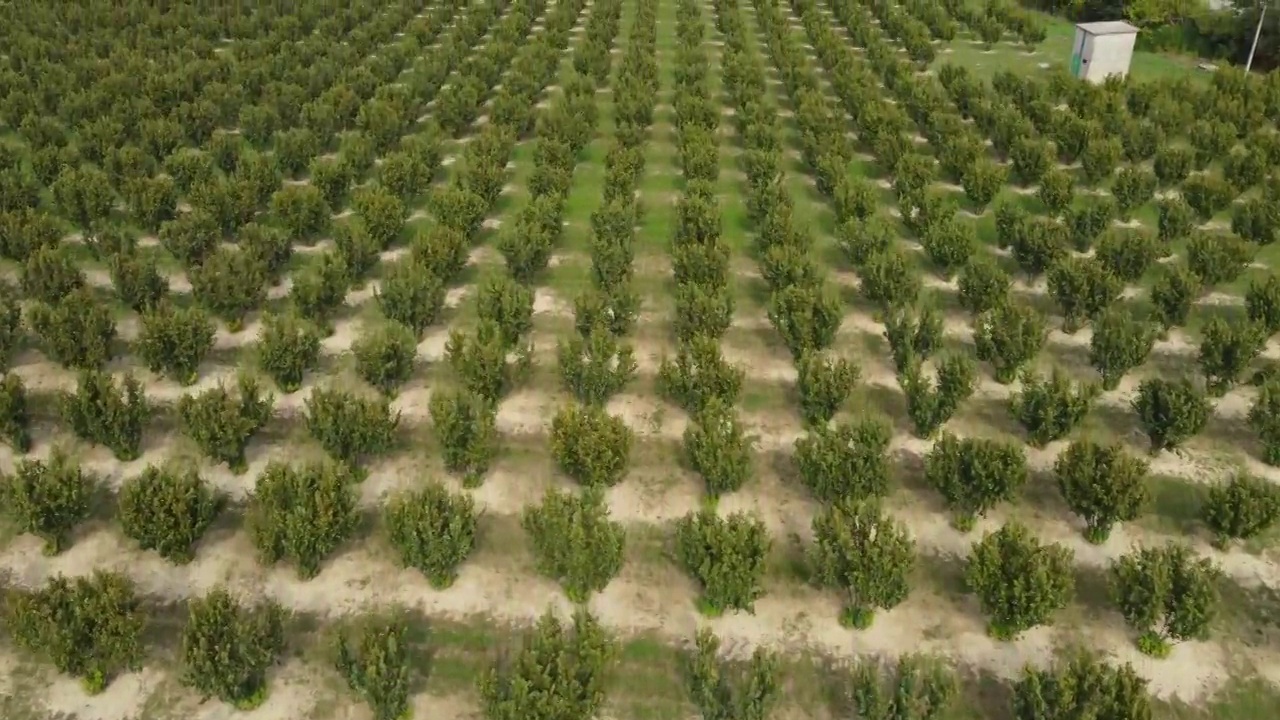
[137,302,216,385]
[918,216,976,277]
[477,274,534,348]
[1055,441,1149,543]
[809,498,915,629]
[1246,275,1280,335]
[22,244,85,304]
[899,354,977,439]
[1088,308,1157,391]
[1081,136,1122,185]
[384,482,476,589]
[884,302,942,373]
[1131,377,1212,454]
[178,374,274,473]
[1249,380,1280,465]
[1068,195,1118,252]
[2,449,94,555]
[1046,256,1121,333]
[1110,166,1157,221]
[965,522,1074,640]
[837,215,894,267]
[61,371,148,461]
[429,388,499,487]
[1202,473,1280,547]
[1156,195,1195,244]
[795,351,859,427]
[558,324,637,405]
[446,320,531,402]
[957,258,1011,316]
[304,387,400,471]
[118,465,222,563]
[684,398,753,498]
[1036,168,1074,217]
[1153,144,1192,185]
[1010,369,1098,447]
[353,322,417,396]
[247,460,359,579]
[658,335,744,414]
[768,282,843,360]
[1186,230,1252,287]
[975,303,1047,384]
[109,250,169,313]
[1150,263,1201,330]
[28,287,118,370]
[478,610,614,720]
[683,628,779,720]
[860,249,923,310]
[188,246,268,331]
[523,488,625,602]
[376,258,446,337]
[0,372,31,451]
[1109,544,1220,657]
[271,184,330,241]
[180,589,285,710]
[257,312,322,393]
[925,433,1028,531]
[1182,173,1234,221]
[4,571,142,693]
[1095,227,1161,284]
[794,417,892,504]
[551,404,632,488]
[846,655,956,720]
[0,285,23,368]
[1012,653,1150,720]
[1198,317,1267,396]
[1010,216,1068,278]
[289,252,351,333]
[335,616,412,720]
[676,509,770,616]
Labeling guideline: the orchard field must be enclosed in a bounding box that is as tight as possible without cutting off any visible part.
[3,0,1280,718]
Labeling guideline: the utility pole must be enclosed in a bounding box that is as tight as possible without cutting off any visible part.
[1246,1,1268,73]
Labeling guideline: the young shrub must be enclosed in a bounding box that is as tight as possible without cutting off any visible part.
[1150,263,1201,331]
[271,184,330,241]
[384,482,476,589]
[1010,136,1053,186]
[1202,473,1280,548]
[0,373,31,451]
[958,258,1011,316]
[1153,144,1192,186]
[1249,380,1280,465]
[925,433,1029,531]
[21,244,85,304]
[1111,166,1157,221]
[683,629,779,720]
[4,571,142,694]
[1182,173,1235,222]
[118,465,222,563]
[676,508,771,616]
[965,522,1075,640]
[478,610,615,720]
[884,302,942,373]
[809,499,915,629]
[860,249,923,310]
[962,157,1005,211]
[257,312,322,393]
[1156,195,1195,244]
[247,460,359,579]
[180,589,285,710]
[796,352,859,427]
[1088,308,1157,391]
[558,324,637,406]
[335,615,412,720]
[1047,256,1121,333]
[522,488,625,602]
[767,282,843,360]
[109,250,169,314]
[2,449,94,555]
[1011,216,1069,278]
[1013,653,1150,720]
[375,258,446,337]
[61,371,148,461]
[795,417,893,504]
[289,252,351,333]
[446,320,531,403]
[551,404,632,488]
[178,374,274,473]
[1246,274,1280,336]
[0,285,22,368]
[658,335,744,414]
[304,387,400,471]
[476,274,534,348]
[429,388,499,487]
[188,246,268,331]
[847,655,956,720]
[975,303,1047,384]
[918,215,977,277]
[1109,544,1221,657]
[137,302,216,385]
[1067,195,1118,252]
[1132,377,1212,454]
[836,215,894,267]
[1081,136,1122,185]
[673,281,733,343]
[411,224,470,282]
[28,287,117,370]
[1036,168,1074,217]
[1186,230,1252,287]
[684,398,753,498]
[1198,317,1267,396]
[1055,441,1150,544]
[899,354,977,439]
[573,285,639,337]
[1095,227,1161,284]
[1010,369,1098,447]
[353,322,417,396]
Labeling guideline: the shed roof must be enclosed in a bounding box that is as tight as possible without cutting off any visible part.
[1076,20,1139,35]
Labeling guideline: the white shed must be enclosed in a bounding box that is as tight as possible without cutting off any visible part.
[1070,20,1139,83]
